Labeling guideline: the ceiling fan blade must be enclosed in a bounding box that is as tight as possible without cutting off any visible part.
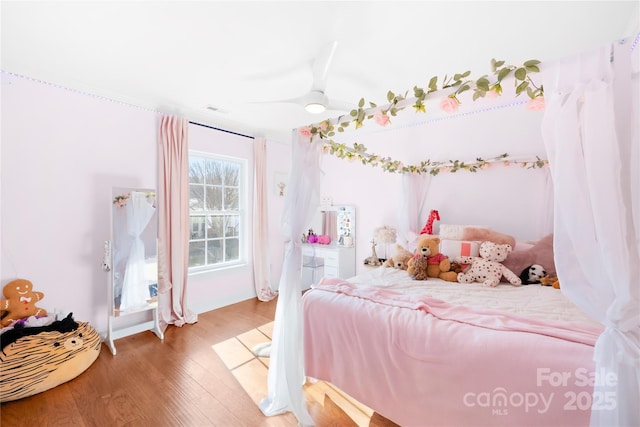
[311,40,338,92]
[249,95,305,105]
[327,98,356,112]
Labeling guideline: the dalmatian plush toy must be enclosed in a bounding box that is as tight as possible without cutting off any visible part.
[454,241,522,287]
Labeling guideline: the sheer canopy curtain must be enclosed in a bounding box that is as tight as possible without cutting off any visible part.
[253,137,277,301]
[259,130,319,426]
[541,38,639,426]
[399,173,432,250]
[157,114,197,330]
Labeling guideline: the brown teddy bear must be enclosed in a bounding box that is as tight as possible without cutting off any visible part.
[407,251,431,280]
[407,236,458,282]
[0,279,47,327]
[384,244,413,270]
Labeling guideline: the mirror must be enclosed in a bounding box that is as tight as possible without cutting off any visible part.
[307,205,355,246]
[111,187,158,315]
[335,206,355,246]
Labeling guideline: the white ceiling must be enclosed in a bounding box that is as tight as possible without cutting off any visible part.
[2,1,638,143]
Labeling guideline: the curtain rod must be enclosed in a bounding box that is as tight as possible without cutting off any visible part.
[189,121,255,140]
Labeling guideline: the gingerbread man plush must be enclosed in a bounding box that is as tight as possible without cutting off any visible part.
[0,279,47,327]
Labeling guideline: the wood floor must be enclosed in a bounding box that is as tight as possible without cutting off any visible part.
[0,297,399,427]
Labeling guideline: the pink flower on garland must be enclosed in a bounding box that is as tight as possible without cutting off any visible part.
[374,111,391,127]
[299,126,312,138]
[440,96,460,113]
[319,121,329,132]
[526,96,546,111]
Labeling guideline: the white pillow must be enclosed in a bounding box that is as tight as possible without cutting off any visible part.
[440,239,480,260]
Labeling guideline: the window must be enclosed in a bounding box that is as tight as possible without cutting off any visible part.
[188,152,246,271]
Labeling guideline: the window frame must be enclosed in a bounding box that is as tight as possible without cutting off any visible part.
[187,150,248,274]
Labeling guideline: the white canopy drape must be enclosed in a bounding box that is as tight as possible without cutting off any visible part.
[259,130,320,426]
[541,38,639,426]
[399,173,432,250]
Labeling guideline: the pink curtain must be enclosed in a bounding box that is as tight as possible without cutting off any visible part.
[157,114,197,330]
[253,137,277,301]
[322,211,337,241]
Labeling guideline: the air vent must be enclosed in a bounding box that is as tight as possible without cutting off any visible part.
[205,105,228,114]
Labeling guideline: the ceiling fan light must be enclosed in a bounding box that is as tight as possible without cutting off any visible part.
[305,90,328,114]
[305,102,326,114]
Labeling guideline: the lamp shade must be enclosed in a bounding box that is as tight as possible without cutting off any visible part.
[373,225,397,244]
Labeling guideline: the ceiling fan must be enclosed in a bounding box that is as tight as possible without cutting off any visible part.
[254,41,355,114]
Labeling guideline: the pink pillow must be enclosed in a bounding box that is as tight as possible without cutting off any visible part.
[439,224,516,248]
[502,234,556,280]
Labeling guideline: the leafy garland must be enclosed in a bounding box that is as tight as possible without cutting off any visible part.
[321,145,548,176]
[299,58,548,175]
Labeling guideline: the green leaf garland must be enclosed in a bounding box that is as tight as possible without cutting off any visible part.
[300,58,547,175]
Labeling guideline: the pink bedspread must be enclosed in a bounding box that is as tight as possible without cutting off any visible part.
[303,278,604,427]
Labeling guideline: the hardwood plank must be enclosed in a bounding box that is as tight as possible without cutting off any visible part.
[212,337,256,370]
[236,327,271,354]
[1,383,86,427]
[257,321,274,339]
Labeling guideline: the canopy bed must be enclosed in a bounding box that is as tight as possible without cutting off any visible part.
[260,35,639,427]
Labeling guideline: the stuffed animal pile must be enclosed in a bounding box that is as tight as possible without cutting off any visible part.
[0,279,101,403]
[454,241,521,287]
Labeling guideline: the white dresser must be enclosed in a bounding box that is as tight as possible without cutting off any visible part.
[301,243,356,289]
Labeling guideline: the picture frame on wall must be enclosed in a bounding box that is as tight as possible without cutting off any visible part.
[274,172,288,197]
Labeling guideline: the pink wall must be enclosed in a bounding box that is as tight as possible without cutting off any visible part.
[1,73,291,333]
[265,138,292,287]
[1,74,158,332]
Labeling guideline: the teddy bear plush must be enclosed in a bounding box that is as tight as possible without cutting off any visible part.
[407,252,431,280]
[384,244,413,270]
[407,235,458,282]
[0,279,47,327]
[454,241,522,287]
